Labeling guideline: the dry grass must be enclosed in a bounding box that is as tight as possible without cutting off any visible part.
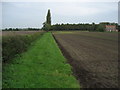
[2,31,44,36]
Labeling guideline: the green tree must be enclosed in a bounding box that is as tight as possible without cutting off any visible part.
[46,9,51,25]
[92,22,95,31]
[97,24,105,32]
[42,22,51,31]
[43,9,51,31]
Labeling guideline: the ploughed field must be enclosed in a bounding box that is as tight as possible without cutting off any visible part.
[53,32,118,88]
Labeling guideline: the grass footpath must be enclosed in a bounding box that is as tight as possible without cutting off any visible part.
[3,32,80,88]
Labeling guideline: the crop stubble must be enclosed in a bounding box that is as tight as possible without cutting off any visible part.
[2,31,44,36]
[53,32,118,88]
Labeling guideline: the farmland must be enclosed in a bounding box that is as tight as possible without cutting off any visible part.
[2,32,80,88]
[53,31,118,88]
[2,31,119,88]
[2,2,119,88]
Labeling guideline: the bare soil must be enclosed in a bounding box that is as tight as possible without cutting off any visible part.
[53,32,118,88]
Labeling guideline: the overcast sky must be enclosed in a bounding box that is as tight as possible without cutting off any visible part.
[2,0,119,29]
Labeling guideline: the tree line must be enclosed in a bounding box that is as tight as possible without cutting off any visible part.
[43,22,119,32]
[2,28,40,31]
[3,23,119,32]
[42,9,119,32]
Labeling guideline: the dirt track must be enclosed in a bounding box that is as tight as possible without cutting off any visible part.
[53,32,118,88]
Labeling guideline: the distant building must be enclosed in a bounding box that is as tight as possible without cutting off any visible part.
[105,25,118,32]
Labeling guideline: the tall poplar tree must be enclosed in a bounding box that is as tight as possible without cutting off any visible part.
[42,9,51,31]
[46,9,51,25]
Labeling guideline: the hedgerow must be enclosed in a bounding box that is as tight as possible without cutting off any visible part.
[2,33,44,62]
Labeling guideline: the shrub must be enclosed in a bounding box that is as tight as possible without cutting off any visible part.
[2,33,44,63]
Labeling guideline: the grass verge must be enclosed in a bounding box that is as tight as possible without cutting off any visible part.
[3,32,80,88]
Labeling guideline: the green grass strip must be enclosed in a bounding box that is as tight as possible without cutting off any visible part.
[3,32,80,88]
